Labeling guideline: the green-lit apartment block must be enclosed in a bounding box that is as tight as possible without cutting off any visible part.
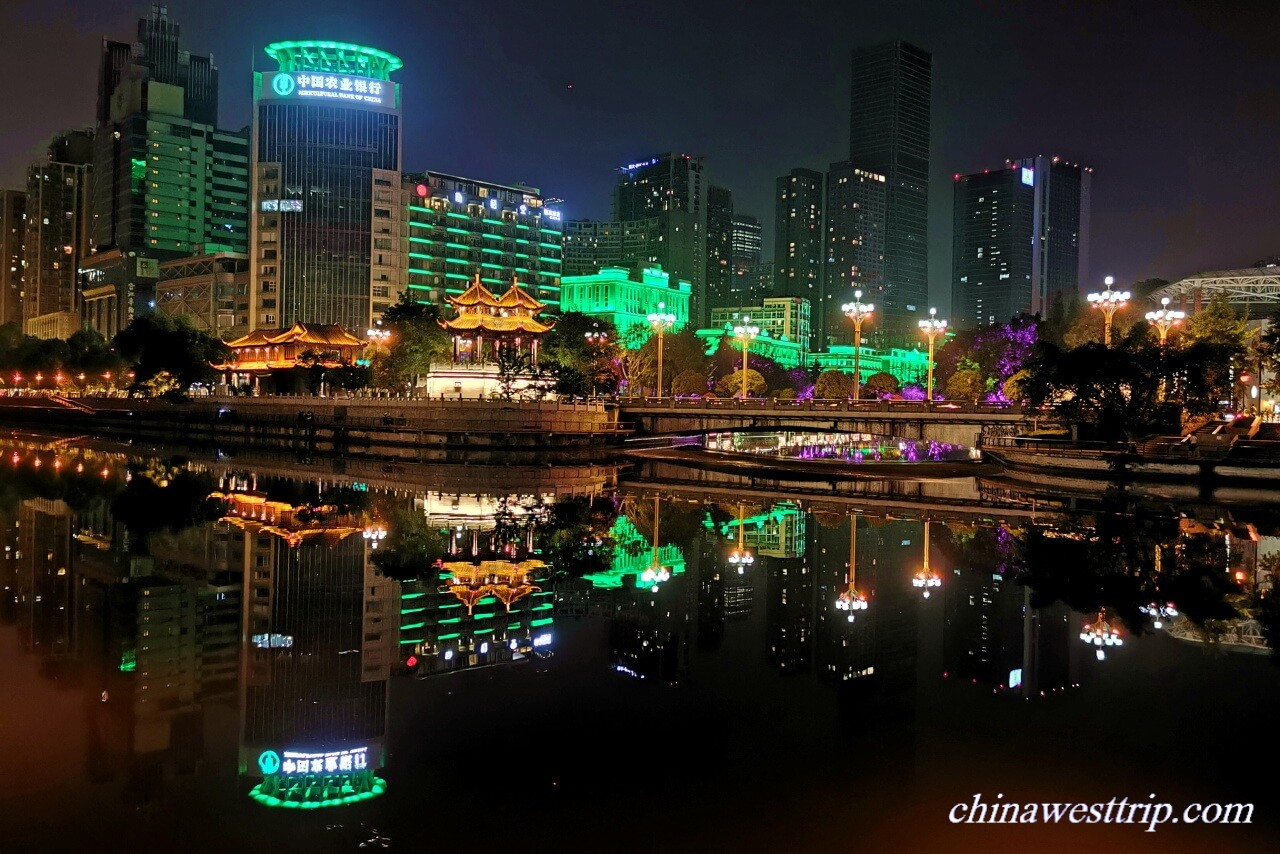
[398,564,555,677]
[559,264,692,344]
[402,172,563,311]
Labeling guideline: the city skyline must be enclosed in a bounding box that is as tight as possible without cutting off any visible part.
[1,1,1278,315]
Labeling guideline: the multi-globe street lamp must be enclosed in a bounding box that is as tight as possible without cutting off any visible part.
[1139,601,1179,630]
[911,519,942,598]
[842,290,875,401]
[732,317,761,399]
[1145,296,1185,347]
[1080,609,1124,660]
[1087,276,1130,346]
[583,328,609,397]
[726,502,756,574]
[835,514,869,619]
[646,302,677,398]
[918,308,948,401]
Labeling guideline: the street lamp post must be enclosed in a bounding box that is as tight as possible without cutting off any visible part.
[835,514,869,618]
[727,502,755,574]
[732,317,761,399]
[646,302,676,399]
[1145,297,1185,347]
[842,290,875,400]
[640,494,671,592]
[583,328,609,398]
[918,308,948,401]
[1087,276,1130,346]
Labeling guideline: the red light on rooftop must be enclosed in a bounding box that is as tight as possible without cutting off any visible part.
[405,655,419,668]
[953,173,960,181]
[415,184,428,197]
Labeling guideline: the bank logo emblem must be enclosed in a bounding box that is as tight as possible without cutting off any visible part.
[271,73,296,97]
[258,750,282,775]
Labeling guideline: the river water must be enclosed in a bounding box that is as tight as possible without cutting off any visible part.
[1,433,1277,852]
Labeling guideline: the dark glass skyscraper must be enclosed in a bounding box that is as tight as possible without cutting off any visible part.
[251,42,404,331]
[728,214,764,305]
[0,190,24,326]
[951,157,1092,329]
[849,41,932,333]
[773,168,824,344]
[705,184,734,317]
[612,153,707,325]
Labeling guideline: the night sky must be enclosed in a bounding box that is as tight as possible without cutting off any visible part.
[3,0,1278,311]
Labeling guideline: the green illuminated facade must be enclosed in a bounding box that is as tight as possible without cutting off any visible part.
[696,326,807,369]
[581,516,687,590]
[559,265,691,343]
[402,171,563,311]
[809,343,930,386]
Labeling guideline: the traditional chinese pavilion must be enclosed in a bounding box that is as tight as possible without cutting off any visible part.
[441,560,545,614]
[440,274,554,365]
[214,322,365,385]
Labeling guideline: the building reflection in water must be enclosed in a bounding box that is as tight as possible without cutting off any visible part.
[2,435,1275,835]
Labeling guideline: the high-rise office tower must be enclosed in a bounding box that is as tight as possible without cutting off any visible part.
[1,190,24,326]
[773,168,824,343]
[951,157,1092,329]
[612,153,707,326]
[704,184,734,318]
[823,162,886,344]
[849,41,932,333]
[250,41,405,331]
[562,218,663,278]
[88,4,247,338]
[24,131,94,339]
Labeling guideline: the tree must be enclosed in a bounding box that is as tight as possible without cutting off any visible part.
[1002,368,1031,402]
[814,369,853,399]
[945,369,986,401]
[113,314,231,392]
[862,371,899,397]
[715,368,766,398]
[374,292,451,390]
[1183,292,1249,407]
[671,369,709,396]
[540,313,620,397]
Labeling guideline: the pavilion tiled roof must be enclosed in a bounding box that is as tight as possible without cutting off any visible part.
[495,281,546,311]
[439,314,554,334]
[225,322,364,349]
[446,275,502,309]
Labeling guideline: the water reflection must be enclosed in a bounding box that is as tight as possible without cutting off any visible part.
[0,435,1278,846]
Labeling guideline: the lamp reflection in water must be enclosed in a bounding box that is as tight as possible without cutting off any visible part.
[639,495,671,592]
[1080,609,1123,660]
[727,502,755,574]
[1139,601,1178,630]
[911,519,941,597]
[835,514,869,619]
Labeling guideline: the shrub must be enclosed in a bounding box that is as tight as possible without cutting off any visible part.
[671,369,709,396]
[715,369,767,398]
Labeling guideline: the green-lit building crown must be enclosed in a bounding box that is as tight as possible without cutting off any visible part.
[264,41,403,79]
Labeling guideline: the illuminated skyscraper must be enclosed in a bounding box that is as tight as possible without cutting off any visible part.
[849,41,932,333]
[88,4,247,338]
[250,42,405,331]
[24,131,94,339]
[823,162,886,344]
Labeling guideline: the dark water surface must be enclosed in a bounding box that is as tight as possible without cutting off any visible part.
[1,434,1277,853]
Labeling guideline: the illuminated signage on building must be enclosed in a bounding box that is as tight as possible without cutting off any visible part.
[544,209,562,221]
[259,200,303,212]
[622,158,659,171]
[251,633,295,649]
[258,746,369,777]
[264,71,392,108]
[1021,167,1034,186]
